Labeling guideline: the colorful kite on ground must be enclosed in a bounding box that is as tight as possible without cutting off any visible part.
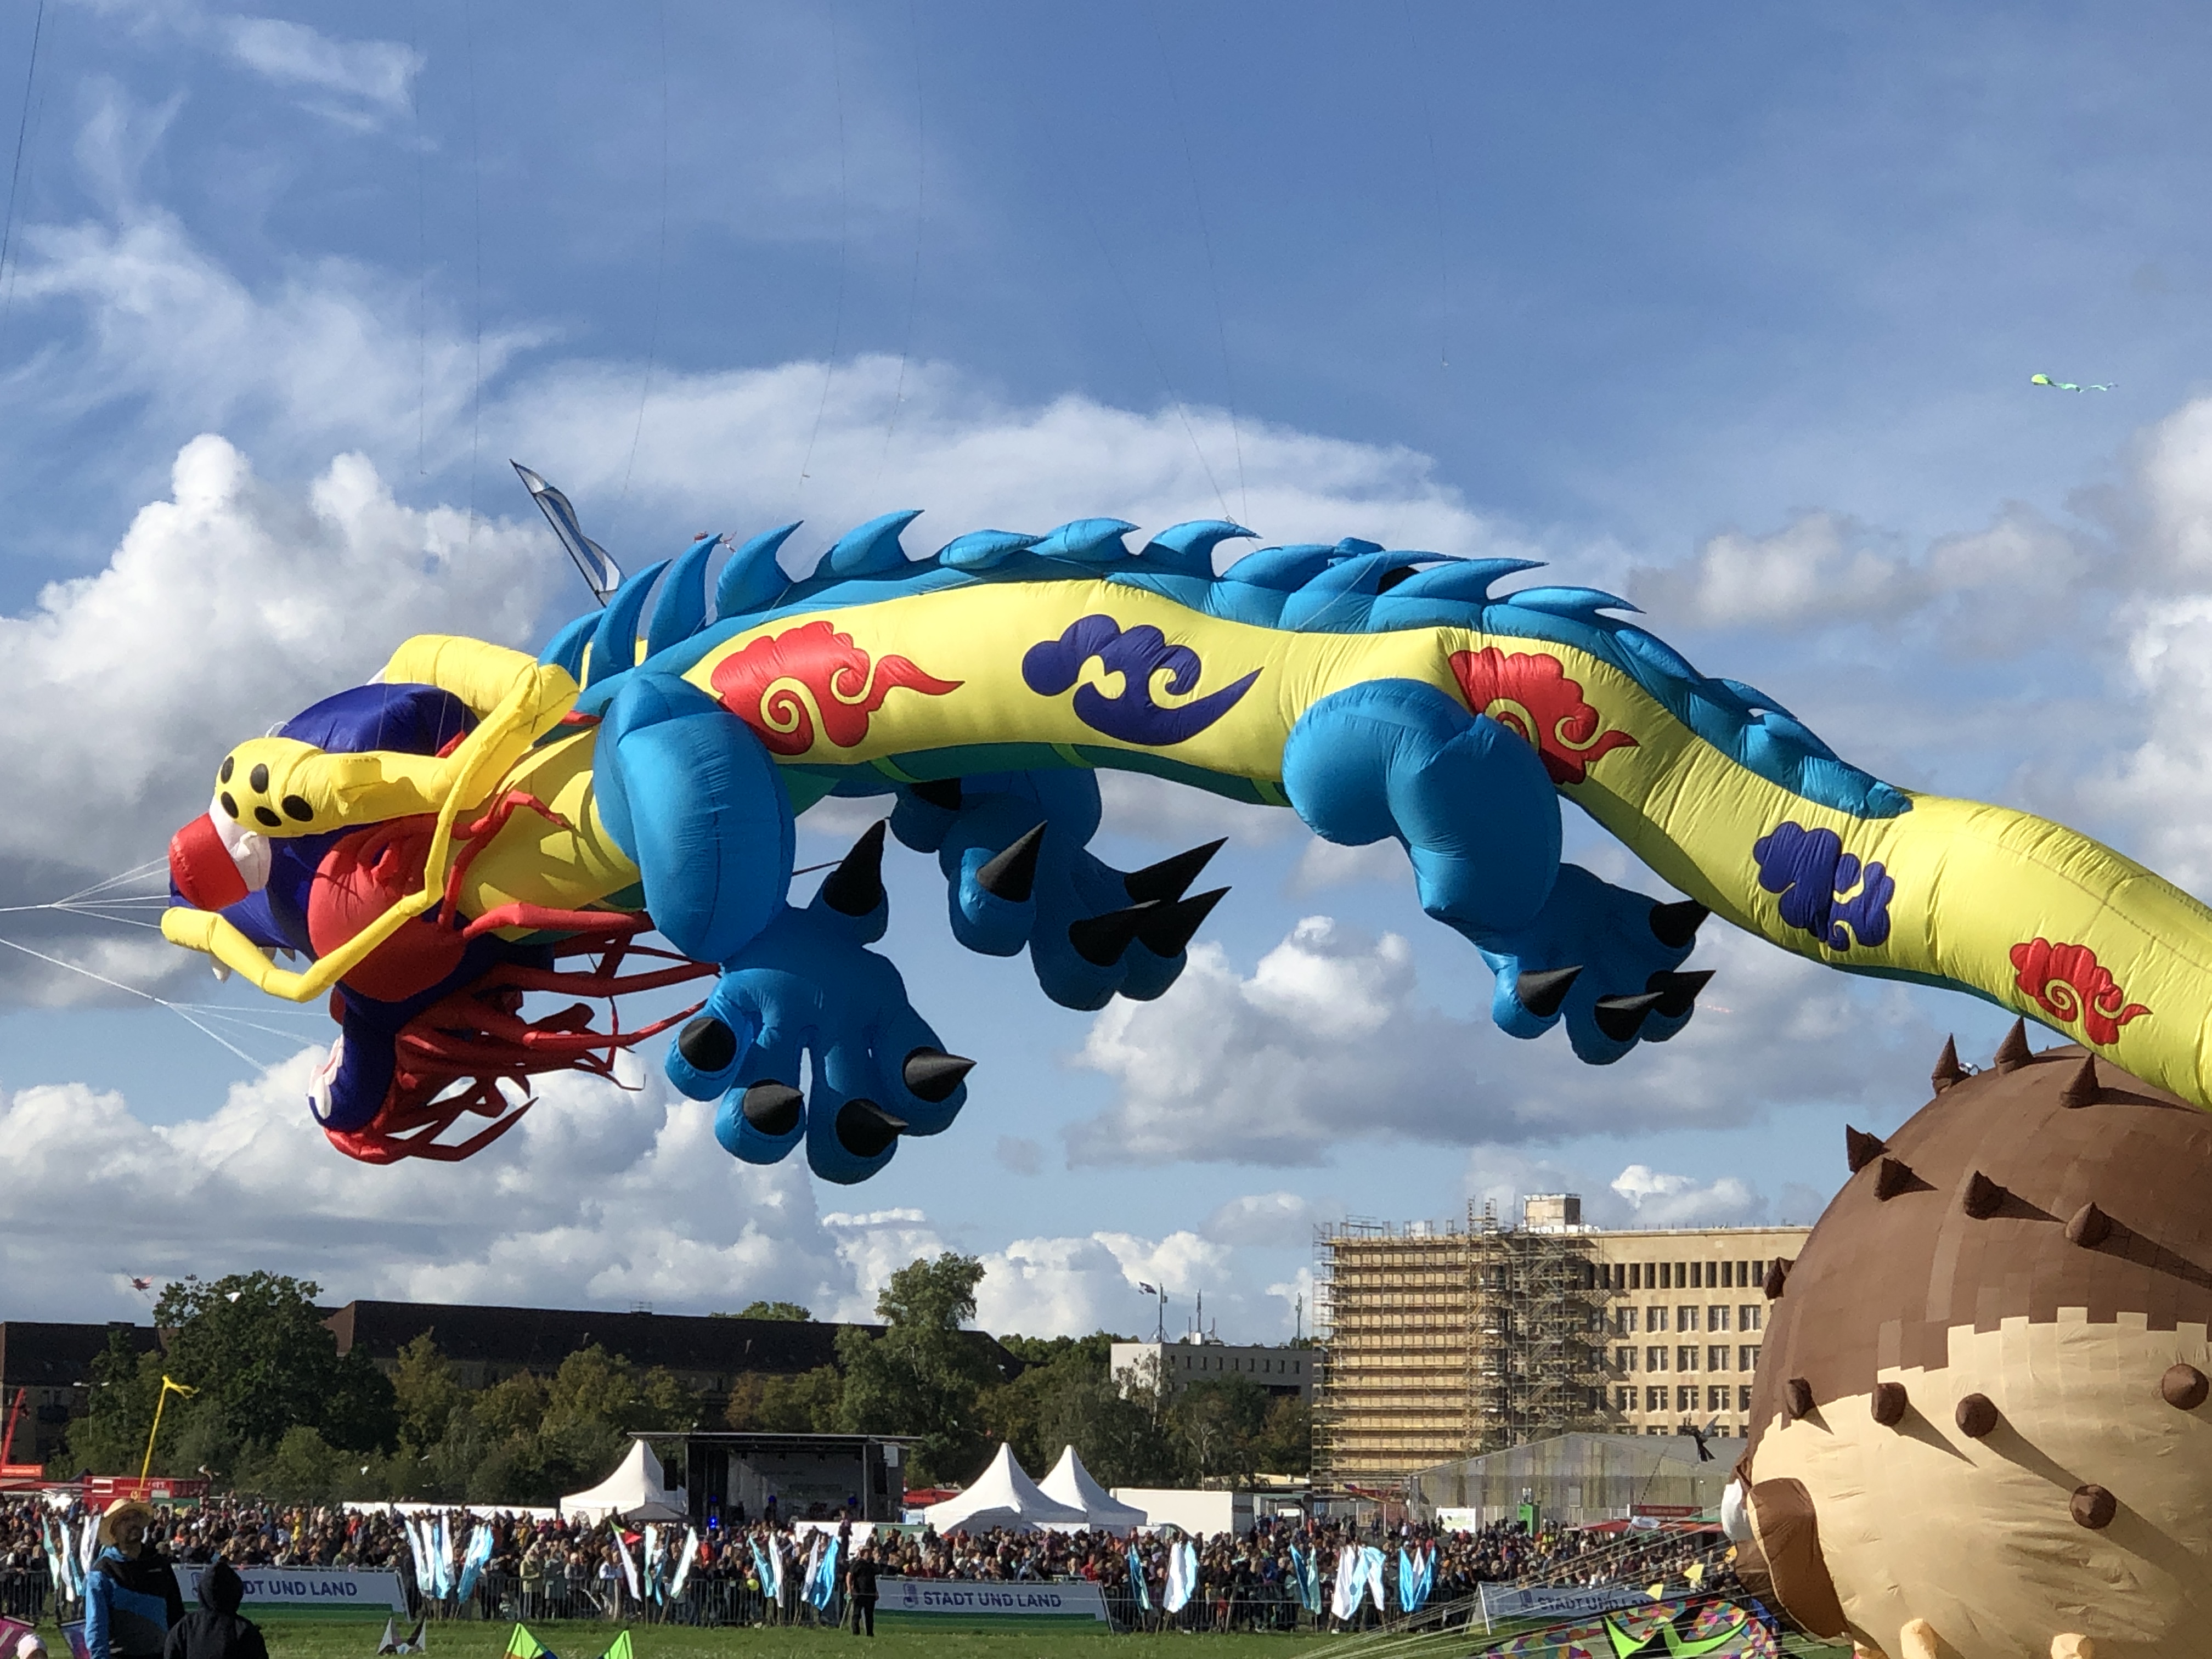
[161,470,2212,1175]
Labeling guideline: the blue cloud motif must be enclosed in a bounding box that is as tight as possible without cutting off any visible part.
[1022,613,1261,746]
[1753,820,1894,950]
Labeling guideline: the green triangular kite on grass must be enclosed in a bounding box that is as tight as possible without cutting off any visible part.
[505,1626,555,1659]
[596,1632,635,1659]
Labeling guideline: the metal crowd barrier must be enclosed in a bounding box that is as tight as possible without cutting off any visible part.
[1,1571,54,1624]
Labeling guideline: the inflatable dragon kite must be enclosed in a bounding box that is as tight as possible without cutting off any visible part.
[160,470,2211,1178]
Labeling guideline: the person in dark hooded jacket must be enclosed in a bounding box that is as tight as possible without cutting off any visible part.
[160,1559,267,1659]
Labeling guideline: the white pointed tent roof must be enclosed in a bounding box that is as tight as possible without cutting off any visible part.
[1039,1444,1148,1533]
[921,1443,1085,1534]
[560,1439,689,1523]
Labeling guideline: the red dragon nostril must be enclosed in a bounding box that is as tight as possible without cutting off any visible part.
[167,814,249,912]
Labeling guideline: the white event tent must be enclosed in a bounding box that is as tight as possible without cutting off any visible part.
[921,1443,1084,1534]
[1039,1444,1148,1533]
[559,1440,689,1523]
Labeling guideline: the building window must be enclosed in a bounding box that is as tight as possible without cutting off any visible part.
[1707,1385,1729,1413]
[1645,1386,1667,1412]
[1617,1307,1638,1335]
[1739,1385,1754,1412]
[1616,1387,1634,1412]
[1708,1345,1730,1371]
[1708,1305,1730,1331]
[1679,1304,1698,1333]
[1677,1385,1697,1413]
[1740,1305,1763,1333]
[1616,1347,1636,1373]
[1646,1346,1668,1372]
[1740,1345,1760,1372]
[1649,1305,1669,1332]
[1677,1345,1699,1372]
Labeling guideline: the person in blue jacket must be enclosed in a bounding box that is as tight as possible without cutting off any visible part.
[84,1501,184,1659]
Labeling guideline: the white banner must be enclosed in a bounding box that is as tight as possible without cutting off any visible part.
[876,1578,1108,1625]
[183,1567,409,1621]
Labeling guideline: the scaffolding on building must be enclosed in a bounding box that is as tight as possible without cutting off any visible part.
[1312,1202,1607,1493]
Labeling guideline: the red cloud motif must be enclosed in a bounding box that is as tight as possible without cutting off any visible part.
[1449,646,1638,786]
[710,620,961,756]
[2009,937,2149,1046]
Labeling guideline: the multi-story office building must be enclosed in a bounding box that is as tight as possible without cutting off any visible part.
[1108,1338,1321,1402]
[1313,1196,1808,1491]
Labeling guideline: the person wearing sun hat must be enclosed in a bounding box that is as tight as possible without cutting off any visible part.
[85,1500,184,1659]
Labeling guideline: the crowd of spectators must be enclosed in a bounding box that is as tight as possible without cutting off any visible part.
[0,1495,1733,1631]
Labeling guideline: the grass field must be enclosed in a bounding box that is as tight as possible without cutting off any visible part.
[222,1618,1853,1659]
[246,1621,1333,1659]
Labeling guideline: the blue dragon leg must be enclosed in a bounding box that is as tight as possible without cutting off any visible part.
[1282,680,1707,1063]
[592,672,794,962]
[889,769,1224,1011]
[597,679,968,1181]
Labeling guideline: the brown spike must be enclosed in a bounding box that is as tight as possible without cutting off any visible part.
[1870,1380,1909,1426]
[2059,1053,2101,1109]
[2069,1484,2117,1530]
[1931,1035,1965,1092]
[1992,1018,2034,1074]
[1961,1170,2008,1220]
[2161,1362,2209,1410]
[1762,1257,1792,1299]
[1874,1156,1917,1201]
[2066,1201,2113,1249]
[1844,1125,1887,1174]
[1784,1377,1816,1421]
[1955,1392,1999,1439]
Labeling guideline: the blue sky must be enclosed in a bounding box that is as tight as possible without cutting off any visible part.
[7,1,2212,1339]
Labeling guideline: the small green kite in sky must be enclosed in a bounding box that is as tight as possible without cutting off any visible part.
[2032,373,2115,392]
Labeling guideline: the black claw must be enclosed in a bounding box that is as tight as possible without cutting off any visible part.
[1646,968,1715,1020]
[741,1081,804,1138]
[1513,965,1582,1020]
[1137,887,1227,958]
[976,823,1046,904]
[902,1048,975,1103]
[1124,839,1227,905]
[909,778,963,812]
[1593,991,1666,1042]
[834,1097,907,1159]
[1649,899,1709,950]
[819,820,888,917]
[677,1015,738,1074]
[1069,901,1161,966]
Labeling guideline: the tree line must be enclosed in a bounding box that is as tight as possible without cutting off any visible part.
[63,1257,1308,1505]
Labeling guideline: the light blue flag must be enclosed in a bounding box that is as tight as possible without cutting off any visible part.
[456,1524,495,1601]
[806,1537,839,1611]
[1126,1545,1150,1613]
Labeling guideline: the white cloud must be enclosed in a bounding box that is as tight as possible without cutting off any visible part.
[15,208,526,473]
[1629,504,2089,647]
[994,1136,1045,1176]
[1606,1164,1766,1227]
[1203,1191,1333,1249]
[221,18,422,125]
[0,435,551,1000]
[0,1051,1306,1338]
[1064,913,1946,1166]
[1065,916,1489,1166]
[1287,836,1409,895]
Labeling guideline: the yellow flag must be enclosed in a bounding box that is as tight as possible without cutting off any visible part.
[506,1626,546,1659]
[160,1377,197,1396]
[1647,1582,1665,1601]
[1685,1562,1706,1588]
